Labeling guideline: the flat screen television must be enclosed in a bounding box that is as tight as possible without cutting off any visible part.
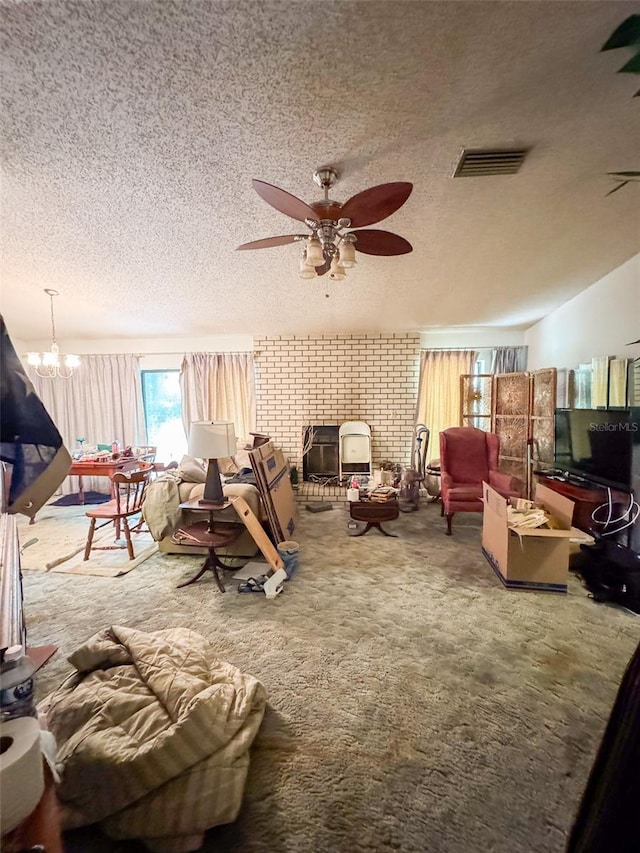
[553,409,637,492]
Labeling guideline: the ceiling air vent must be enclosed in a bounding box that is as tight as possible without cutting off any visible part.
[453,148,528,177]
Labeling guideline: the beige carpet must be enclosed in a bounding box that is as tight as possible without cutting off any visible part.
[18,502,157,576]
[18,502,640,853]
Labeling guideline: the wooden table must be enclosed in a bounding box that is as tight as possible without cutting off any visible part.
[172,499,243,592]
[68,457,140,504]
[349,498,400,537]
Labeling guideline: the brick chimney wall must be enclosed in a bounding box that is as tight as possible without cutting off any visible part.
[253,334,420,472]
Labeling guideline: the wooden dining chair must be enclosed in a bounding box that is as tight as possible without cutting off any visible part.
[83,463,154,561]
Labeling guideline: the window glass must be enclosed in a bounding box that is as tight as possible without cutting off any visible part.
[141,371,187,463]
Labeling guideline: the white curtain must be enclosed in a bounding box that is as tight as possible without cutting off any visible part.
[180,353,256,444]
[29,354,146,495]
[415,349,478,462]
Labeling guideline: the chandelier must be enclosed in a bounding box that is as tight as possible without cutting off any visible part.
[27,289,80,379]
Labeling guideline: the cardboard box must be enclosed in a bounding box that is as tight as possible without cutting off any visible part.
[482,482,584,593]
[249,442,297,543]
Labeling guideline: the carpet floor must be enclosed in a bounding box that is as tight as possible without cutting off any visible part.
[19,502,157,575]
[18,502,639,853]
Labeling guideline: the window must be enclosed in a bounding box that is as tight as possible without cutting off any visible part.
[141,371,187,463]
[463,359,492,431]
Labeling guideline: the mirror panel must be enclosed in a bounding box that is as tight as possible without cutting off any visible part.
[568,356,634,410]
[591,356,610,408]
[569,363,592,408]
[608,358,629,408]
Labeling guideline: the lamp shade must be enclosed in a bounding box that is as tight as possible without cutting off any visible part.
[298,252,316,279]
[305,237,324,267]
[329,257,347,280]
[339,239,357,268]
[188,421,236,459]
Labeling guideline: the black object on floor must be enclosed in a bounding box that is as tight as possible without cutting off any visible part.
[305,502,333,513]
[566,640,640,852]
[50,492,111,506]
[571,538,640,615]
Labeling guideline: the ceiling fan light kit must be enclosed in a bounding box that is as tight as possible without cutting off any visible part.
[237,167,413,280]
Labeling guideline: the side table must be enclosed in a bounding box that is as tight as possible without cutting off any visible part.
[173,499,243,592]
[349,498,400,537]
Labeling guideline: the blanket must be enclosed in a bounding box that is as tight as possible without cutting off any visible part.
[39,626,267,852]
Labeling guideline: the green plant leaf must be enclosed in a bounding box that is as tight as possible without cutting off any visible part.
[618,52,640,73]
[601,15,640,51]
[605,181,630,196]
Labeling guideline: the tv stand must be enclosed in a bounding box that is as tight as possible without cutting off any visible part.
[537,476,626,535]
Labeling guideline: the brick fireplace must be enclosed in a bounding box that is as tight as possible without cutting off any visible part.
[253,334,421,498]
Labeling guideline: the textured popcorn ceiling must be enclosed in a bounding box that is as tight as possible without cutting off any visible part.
[1,0,639,342]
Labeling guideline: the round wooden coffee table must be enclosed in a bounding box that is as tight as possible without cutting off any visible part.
[349,498,399,537]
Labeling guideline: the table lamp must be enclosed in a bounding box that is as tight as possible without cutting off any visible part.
[188,421,236,506]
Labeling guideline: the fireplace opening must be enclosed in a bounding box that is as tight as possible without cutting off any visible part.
[302,425,339,481]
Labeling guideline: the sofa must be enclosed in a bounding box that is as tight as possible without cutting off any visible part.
[142,454,264,559]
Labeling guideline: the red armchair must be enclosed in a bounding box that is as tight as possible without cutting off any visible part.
[439,427,522,535]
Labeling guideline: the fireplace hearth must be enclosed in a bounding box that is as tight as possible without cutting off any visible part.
[302,425,339,481]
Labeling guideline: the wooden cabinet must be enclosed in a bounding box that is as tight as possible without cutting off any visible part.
[537,476,622,534]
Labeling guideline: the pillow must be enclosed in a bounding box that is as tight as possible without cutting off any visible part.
[218,456,240,477]
[233,442,252,472]
[176,455,207,483]
[219,441,253,476]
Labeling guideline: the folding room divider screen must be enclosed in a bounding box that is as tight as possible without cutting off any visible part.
[459,368,557,499]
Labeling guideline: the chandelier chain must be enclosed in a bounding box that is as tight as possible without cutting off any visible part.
[49,292,57,345]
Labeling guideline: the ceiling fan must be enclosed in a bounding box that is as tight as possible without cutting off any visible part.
[237,167,413,279]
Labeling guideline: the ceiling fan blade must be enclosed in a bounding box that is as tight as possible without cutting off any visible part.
[350,229,413,256]
[340,182,413,228]
[252,180,318,222]
[237,234,306,250]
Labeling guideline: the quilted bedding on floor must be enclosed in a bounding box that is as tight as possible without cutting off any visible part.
[39,625,267,852]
